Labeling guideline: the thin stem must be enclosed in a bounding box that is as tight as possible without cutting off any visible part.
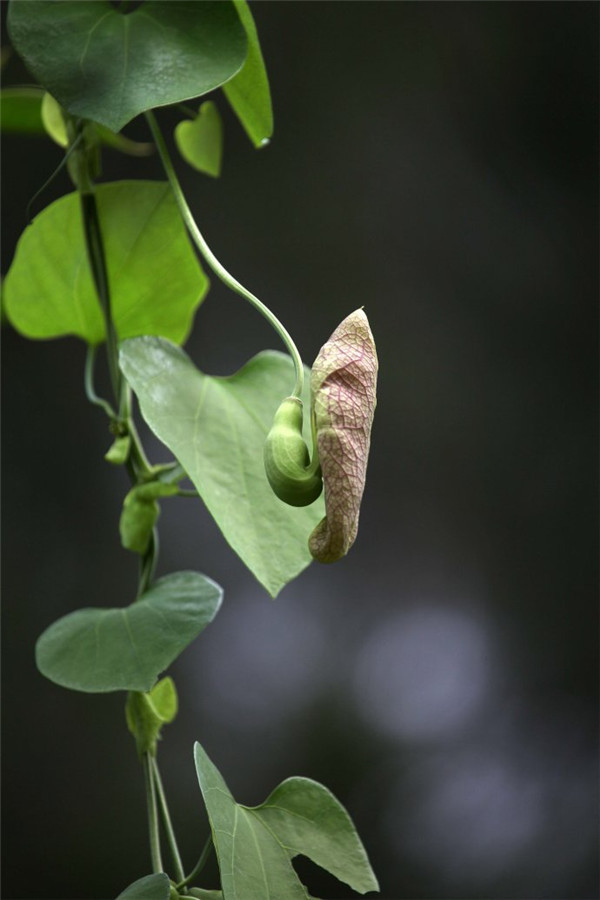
[137,529,158,598]
[142,753,163,874]
[151,757,185,884]
[145,110,305,399]
[176,835,213,890]
[84,344,117,420]
[79,190,121,402]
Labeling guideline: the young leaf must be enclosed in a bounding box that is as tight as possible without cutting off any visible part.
[8,1,248,133]
[119,338,325,597]
[175,102,224,177]
[4,181,208,345]
[0,86,44,134]
[35,572,223,693]
[120,482,179,556]
[223,0,274,148]
[115,873,171,900]
[126,676,178,757]
[40,92,68,147]
[194,742,379,899]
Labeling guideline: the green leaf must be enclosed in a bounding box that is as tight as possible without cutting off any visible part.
[41,92,68,147]
[120,482,179,555]
[116,873,171,900]
[35,571,223,693]
[187,891,223,900]
[4,181,208,345]
[194,742,379,899]
[0,86,44,134]
[7,1,248,133]
[126,675,178,757]
[105,434,131,466]
[119,339,325,597]
[223,0,273,148]
[175,102,223,178]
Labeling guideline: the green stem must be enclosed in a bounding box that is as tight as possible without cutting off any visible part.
[84,344,117,420]
[138,529,158,598]
[142,753,163,874]
[145,110,305,400]
[151,757,186,884]
[176,835,213,890]
[79,190,121,403]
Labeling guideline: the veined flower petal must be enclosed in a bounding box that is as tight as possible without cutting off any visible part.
[309,309,378,563]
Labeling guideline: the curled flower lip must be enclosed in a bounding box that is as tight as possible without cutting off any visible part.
[308,308,378,563]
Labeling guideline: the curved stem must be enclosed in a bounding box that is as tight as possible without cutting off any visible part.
[144,110,305,400]
[142,753,163,874]
[84,344,117,419]
[151,757,185,884]
[176,835,213,890]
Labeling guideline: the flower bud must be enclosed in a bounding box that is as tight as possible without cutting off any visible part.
[308,309,378,563]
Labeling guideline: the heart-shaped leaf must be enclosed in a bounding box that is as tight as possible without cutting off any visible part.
[35,571,223,693]
[119,338,324,597]
[116,873,171,900]
[8,1,247,133]
[223,0,273,148]
[194,742,379,899]
[4,181,208,345]
[175,102,224,177]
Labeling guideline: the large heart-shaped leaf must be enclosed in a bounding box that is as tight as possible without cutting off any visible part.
[116,873,171,900]
[7,1,247,133]
[119,338,324,597]
[223,0,273,148]
[35,571,223,693]
[194,742,379,899]
[4,181,208,345]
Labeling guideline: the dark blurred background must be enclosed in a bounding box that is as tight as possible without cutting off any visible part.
[2,3,598,899]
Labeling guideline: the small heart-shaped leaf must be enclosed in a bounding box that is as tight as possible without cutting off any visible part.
[175,102,224,177]
[36,571,223,693]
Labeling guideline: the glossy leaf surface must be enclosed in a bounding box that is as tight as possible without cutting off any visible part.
[175,102,223,177]
[8,1,247,132]
[223,0,273,148]
[116,873,171,900]
[119,339,324,596]
[36,572,223,693]
[194,742,379,899]
[4,181,208,345]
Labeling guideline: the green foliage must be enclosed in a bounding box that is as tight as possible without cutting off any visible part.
[5,3,379,895]
[126,676,178,757]
[40,92,68,147]
[175,102,224,177]
[116,873,171,900]
[7,1,248,132]
[194,742,379,898]
[4,181,208,345]
[35,572,223,693]
[0,86,44,133]
[119,339,325,597]
[223,0,274,148]
[120,482,179,555]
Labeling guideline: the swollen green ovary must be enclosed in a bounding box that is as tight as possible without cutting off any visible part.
[264,397,322,507]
